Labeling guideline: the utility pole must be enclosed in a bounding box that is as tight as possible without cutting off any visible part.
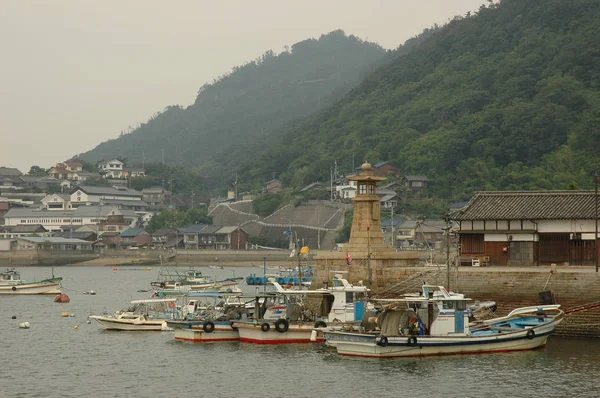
[161,149,165,166]
[595,174,599,272]
[296,236,302,290]
[367,226,372,288]
[191,190,195,209]
[445,215,451,289]
[317,207,320,250]
[234,172,238,202]
[142,150,145,169]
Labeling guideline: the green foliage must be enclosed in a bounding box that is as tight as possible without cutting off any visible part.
[240,0,600,200]
[146,208,212,234]
[336,210,353,243]
[78,31,387,191]
[82,178,110,187]
[27,166,47,176]
[129,163,208,202]
[252,194,283,217]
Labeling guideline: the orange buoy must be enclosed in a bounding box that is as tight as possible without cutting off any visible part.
[113,267,118,271]
[54,293,70,303]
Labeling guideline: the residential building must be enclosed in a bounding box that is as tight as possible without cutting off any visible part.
[14,237,92,251]
[0,225,49,239]
[71,171,101,182]
[54,231,98,242]
[151,228,179,248]
[142,187,171,207]
[0,167,24,188]
[214,226,248,250]
[118,228,152,248]
[99,198,150,212]
[264,179,284,194]
[96,214,132,237]
[395,220,447,249]
[355,161,399,177]
[182,224,208,249]
[451,190,600,267]
[403,175,429,192]
[97,159,124,179]
[70,185,143,206]
[20,176,61,191]
[48,165,72,181]
[122,167,146,178]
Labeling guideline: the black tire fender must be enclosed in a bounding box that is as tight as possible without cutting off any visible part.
[378,336,388,347]
[261,322,271,332]
[314,321,327,329]
[408,335,418,346]
[275,319,289,333]
[526,329,535,339]
[12,286,17,291]
[203,321,215,333]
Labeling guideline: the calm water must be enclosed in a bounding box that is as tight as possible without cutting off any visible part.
[2,265,600,398]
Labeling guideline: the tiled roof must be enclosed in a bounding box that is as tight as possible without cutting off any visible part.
[0,167,23,176]
[198,225,222,234]
[404,175,429,181]
[450,191,600,221]
[120,228,146,237]
[74,185,142,197]
[17,237,90,244]
[182,224,208,233]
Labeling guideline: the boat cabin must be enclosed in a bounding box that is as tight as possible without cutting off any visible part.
[375,285,472,336]
[1,269,22,284]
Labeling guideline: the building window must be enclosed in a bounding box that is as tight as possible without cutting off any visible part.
[359,184,366,195]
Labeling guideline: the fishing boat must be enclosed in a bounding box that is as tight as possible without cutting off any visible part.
[233,272,370,344]
[327,284,563,358]
[89,298,177,331]
[0,268,62,295]
[167,292,254,342]
[151,268,241,291]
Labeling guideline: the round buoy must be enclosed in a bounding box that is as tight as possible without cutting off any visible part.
[86,319,91,324]
[113,267,118,271]
[69,313,75,317]
[61,312,69,317]
[73,325,79,330]
[19,322,31,329]
[89,290,96,295]
[11,315,16,319]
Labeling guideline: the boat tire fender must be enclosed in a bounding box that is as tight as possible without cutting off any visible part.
[261,322,270,332]
[203,321,215,333]
[275,319,289,333]
[526,329,535,339]
[12,286,17,291]
[378,336,388,347]
[408,336,418,346]
[314,321,327,329]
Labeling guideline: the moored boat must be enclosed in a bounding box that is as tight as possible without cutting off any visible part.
[0,268,62,295]
[327,284,563,358]
[89,298,177,331]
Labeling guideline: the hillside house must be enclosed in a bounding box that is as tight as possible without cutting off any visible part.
[98,159,124,179]
[41,194,72,211]
[403,175,429,192]
[451,191,600,267]
[142,187,171,207]
[182,224,208,249]
[123,168,146,178]
[264,179,284,194]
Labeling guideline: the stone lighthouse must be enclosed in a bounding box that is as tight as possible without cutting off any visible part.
[313,161,422,290]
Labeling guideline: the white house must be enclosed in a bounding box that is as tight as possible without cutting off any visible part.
[70,185,143,206]
[98,159,124,179]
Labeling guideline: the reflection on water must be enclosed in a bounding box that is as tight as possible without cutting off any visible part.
[1,266,600,398]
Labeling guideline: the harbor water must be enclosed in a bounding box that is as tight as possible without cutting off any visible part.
[2,266,600,398]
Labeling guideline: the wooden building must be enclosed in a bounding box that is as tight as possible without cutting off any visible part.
[451,191,600,266]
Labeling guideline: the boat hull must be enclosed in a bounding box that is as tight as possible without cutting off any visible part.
[89,316,168,331]
[329,322,559,358]
[234,322,324,344]
[174,326,239,342]
[0,281,61,295]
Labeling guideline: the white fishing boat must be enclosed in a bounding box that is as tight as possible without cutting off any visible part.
[89,298,177,331]
[327,284,563,358]
[0,268,62,295]
[151,268,241,291]
[233,272,371,344]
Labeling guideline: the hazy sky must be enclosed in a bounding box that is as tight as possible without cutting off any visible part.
[1,0,488,173]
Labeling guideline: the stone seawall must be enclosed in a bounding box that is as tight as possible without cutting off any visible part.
[313,264,600,338]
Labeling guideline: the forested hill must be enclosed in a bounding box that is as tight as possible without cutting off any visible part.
[77,31,386,173]
[244,0,600,201]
